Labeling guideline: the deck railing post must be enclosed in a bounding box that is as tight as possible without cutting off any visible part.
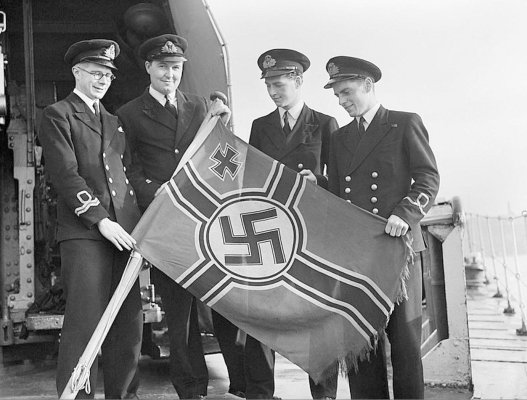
[476,214,490,284]
[510,216,527,335]
[421,197,472,389]
[466,213,474,254]
[498,217,515,314]
[485,216,502,298]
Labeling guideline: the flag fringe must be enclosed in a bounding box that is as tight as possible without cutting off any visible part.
[320,331,381,382]
[394,233,415,304]
[319,234,416,383]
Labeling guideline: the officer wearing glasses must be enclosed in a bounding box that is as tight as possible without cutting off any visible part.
[39,39,143,398]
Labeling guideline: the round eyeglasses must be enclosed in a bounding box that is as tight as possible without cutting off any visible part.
[76,66,116,81]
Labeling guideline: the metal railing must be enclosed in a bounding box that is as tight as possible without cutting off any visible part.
[464,212,527,336]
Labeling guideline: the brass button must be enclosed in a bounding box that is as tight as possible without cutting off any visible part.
[345,188,351,194]
[371,197,378,203]
[120,154,123,159]
[123,166,127,172]
[174,149,180,155]
[130,190,134,196]
[372,208,379,214]
[125,179,129,184]
[345,176,351,182]
[111,190,116,197]
[298,163,303,170]
[105,165,110,171]
[102,153,106,158]
[346,200,351,203]
[108,178,113,184]
[371,171,379,178]
[371,184,378,191]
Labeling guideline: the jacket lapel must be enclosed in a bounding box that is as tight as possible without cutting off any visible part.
[337,123,357,172]
[347,106,395,174]
[260,109,286,152]
[174,89,197,146]
[70,93,102,136]
[279,104,318,159]
[141,90,178,131]
[100,102,119,150]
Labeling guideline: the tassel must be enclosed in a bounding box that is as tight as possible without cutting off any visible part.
[394,233,416,304]
[70,364,91,394]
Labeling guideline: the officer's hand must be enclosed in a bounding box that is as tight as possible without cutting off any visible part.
[209,98,231,125]
[385,215,409,237]
[97,218,136,251]
[299,169,317,183]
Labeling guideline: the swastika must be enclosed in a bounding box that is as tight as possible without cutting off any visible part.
[219,208,285,265]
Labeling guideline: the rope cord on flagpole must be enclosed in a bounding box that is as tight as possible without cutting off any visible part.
[70,364,91,394]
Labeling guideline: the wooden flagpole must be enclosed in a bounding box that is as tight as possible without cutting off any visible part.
[60,251,143,399]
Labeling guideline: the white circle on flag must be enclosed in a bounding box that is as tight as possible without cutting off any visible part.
[206,197,297,281]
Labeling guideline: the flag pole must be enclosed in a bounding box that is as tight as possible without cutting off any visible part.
[60,251,143,399]
[60,114,221,399]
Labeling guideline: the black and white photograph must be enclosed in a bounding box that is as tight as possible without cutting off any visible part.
[0,0,526,399]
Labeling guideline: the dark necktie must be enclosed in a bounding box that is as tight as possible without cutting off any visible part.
[93,102,100,118]
[165,96,178,118]
[357,116,366,140]
[283,111,291,136]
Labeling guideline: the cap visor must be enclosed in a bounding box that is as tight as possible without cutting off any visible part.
[152,54,187,62]
[323,75,364,89]
[261,69,294,79]
[80,58,118,70]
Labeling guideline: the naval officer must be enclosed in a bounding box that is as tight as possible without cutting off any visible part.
[39,39,142,398]
[245,48,339,400]
[321,56,440,399]
[116,33,230,399]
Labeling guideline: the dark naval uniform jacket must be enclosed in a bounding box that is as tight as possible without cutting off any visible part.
[328,105,439,251]
[249,104,338,187]
[247,103,339,398]
[39,92,143,398]
[39,92,140,241]
[116,88,208,211]
[117,88,211,397]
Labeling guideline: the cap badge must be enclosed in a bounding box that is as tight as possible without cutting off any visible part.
[103,44,116,60]
[263,54,276,69]
[327,62,340,77]
[161,41,180,54]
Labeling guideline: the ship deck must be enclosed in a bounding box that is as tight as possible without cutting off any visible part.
[0,283,526,399]
[468,283,527,399]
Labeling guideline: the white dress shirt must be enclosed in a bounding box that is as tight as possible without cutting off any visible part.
[279,101,304,130]
[356,103,381,131]
[149,86,177,112]
[74,88,99,115]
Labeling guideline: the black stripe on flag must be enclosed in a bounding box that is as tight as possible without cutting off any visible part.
[166,180,206,223]
[268,165,299,205]
[299,251,392,313]
[287,259,386,333]
[170,166,219,219]
[281,272,375,337]
[183,262,228,300]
